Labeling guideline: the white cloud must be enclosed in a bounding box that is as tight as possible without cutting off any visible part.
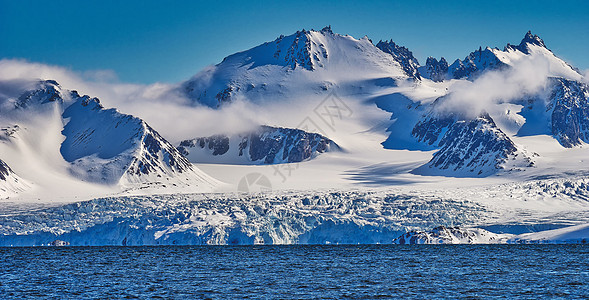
[0,59,262,143]
[435,55,557,118]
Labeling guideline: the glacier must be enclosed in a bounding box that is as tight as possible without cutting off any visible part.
[2,175,588,246]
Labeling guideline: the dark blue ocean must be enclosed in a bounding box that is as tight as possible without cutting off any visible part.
[1,245,588,299]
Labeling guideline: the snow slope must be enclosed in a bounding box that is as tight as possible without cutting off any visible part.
[182,26,407,108]
[508,223,589,244]
[0,80,218,200]
[61,91,215,188]
[392,223,589,244]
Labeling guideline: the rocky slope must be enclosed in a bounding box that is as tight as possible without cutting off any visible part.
[412,113,532,176]
[61,90,206,185]
[546,78,589,147]
[376,40,421,80]
[178,125,339,164]
[181,26,407,108]
[0,158,28,198]
[0,80,217,194]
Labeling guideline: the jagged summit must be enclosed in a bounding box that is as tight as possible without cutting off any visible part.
[376,40,421,79]
[441,30,572,80]
[521,30,546,48]
[320,25,333,34]
[505,30,547,54]
[235,26,336,72]
[424,56,449,82]
[14,80,63,109]
[183,26,407,108]
[447,46,508,79]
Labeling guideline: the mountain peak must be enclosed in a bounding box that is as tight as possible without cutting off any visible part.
[520,30,546,48]
[376,39,421,79]
[320,25,333,34]
[15,80,63,108]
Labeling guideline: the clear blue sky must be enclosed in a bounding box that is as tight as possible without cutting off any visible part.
[1,0,587,83]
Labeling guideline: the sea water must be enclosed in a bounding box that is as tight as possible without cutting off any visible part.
[1,245,588,299]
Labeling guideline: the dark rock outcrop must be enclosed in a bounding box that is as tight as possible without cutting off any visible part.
[548,78,589,147]
[376,40,421,80]
[412,113,530,176]
[14,80,62,108]
[178,125,339,164]
[447,31,547,80]
[425,57,448,82]
[448,47,507,79]
[0,159,13,181]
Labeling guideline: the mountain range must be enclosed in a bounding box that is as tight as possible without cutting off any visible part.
[1,27,588,197]
[0,27,588,245]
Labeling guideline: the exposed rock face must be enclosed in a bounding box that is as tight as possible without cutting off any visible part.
[178,125,339,164]
[428,116,516,175]
[446,31,548,80]
[275,28,329,71]
[0,159,13,181]
[505,30,547,54]
[548,78,589,147]
[425,57,448,82]
[7,80,213,188]
[0,158,28,197]
[412,114,455,146]
[178,135,230,157]
[393,226,509,244]
[376,40,421,79]
[412,113,530,176]
[448,47,508,79]
[14,80,63,108]
[61,92,196,184]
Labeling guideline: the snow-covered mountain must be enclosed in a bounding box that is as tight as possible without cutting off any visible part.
[376,31,587,176]
[61,90,209,186]
[1,28,589,245]
[181,26,407,108]
[421,31,580,81]
[0,80,218,198]
[177,28,588,178]
[178,125,339,165]
[411,113,533,177]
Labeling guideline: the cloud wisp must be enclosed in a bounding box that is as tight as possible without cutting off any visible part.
[433,55,558,119]
[0,59,264,143]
